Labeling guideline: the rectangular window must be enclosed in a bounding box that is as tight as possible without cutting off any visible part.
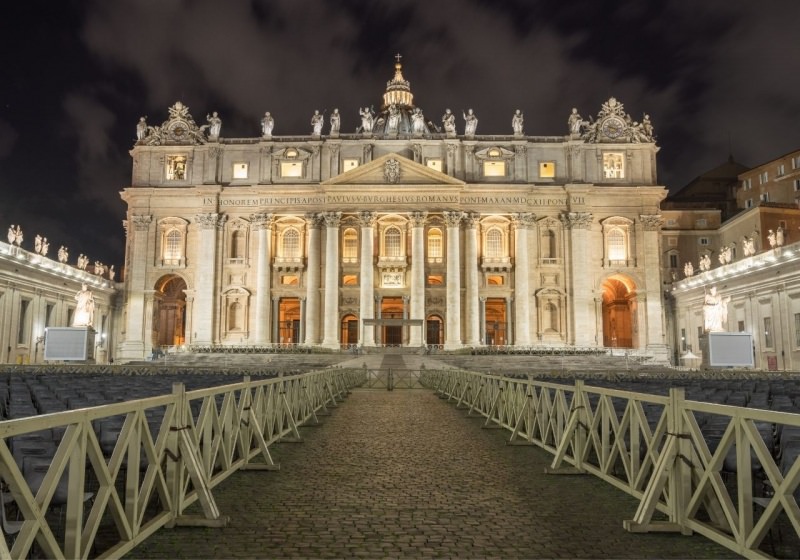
[699,237,710,245]
[795,313,800,347]
[764,317,773,348]
[280,161,303,177]
[760,193,769,203]
[45,303,54,327]
[738,320,745,333]
[794,179,800,191]
[166,155,187,181]
[342,158,360,172]
[281,275,298,285]
[18,299,30,344]
[680,328,687,352]
[483,161,506,177]
[793,156,800,170]
[779,220,787,229]
[669,254,678,268]
[425,158,443,172]
[777,164,785,176]
[668,237,678,246]
[233,162,249,179]
[539,161,555,178]
[745,199,753,209]
[742,179,750,190]
[602,152,625,179]
[759,171,768,184]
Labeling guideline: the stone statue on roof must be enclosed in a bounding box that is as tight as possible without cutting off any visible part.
[512,109,524,136]
[463,108,478,137]
[442,109,456,138]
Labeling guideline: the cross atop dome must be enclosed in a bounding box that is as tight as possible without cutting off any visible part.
[383,54,414,109]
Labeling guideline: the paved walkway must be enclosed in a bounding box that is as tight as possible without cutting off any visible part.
[128,355,734,559]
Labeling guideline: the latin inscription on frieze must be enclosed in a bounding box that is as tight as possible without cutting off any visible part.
[203,195,586,207]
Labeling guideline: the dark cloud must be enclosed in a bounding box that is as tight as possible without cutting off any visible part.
[1,0,799,267]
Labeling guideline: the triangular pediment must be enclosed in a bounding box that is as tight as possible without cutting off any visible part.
[322,153,465,187]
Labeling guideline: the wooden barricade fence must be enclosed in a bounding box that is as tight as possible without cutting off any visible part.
[0,367,365,559]
[421,369,800,559]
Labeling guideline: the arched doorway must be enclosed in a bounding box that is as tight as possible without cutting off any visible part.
[601,274,636,348]
[154,275,187,348]
[341,314,359,346]
[380,297,404,346]
[278,297,301,345]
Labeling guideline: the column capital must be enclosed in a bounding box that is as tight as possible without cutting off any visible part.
[409,211,428,228]
[305,212,324,229]
[463,212,481,229]
[250,212,274,231]
[323,211,342,228]
[639,214,664,231]
[560,211,593,230]
[131,214,153,231]
[358,211,378,227]
[443,210,464,228]
[195,212,222,230]
[511,212,537,229]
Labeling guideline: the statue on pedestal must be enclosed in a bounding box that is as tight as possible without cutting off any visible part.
[359,107,374,134]
[777,226,785,247]
[703,286,730,333]
[206,111,222,140]
[568,108,583,135]
[512,109,524,136]
[58,246,69,263]
[463,108,478,136]
[311,110,324,136]
[768,229,777,249]
[35,235,42,254]
[386,104,401,135]
[684,261,694,278]
[442,109,456,138]
[136,116,148,141]
[72,283,95,327]
[329,108,341,136]
[699,254,711,272]
[261,112,274,138]
[411,107,426,136]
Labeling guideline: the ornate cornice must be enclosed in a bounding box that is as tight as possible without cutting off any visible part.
[463,212,481,229]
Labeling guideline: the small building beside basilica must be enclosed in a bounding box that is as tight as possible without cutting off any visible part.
[116,60,668,362]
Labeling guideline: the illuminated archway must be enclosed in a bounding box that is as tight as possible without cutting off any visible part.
[153,275,187,348]
[341,314,359,345]
[601,274,637,348]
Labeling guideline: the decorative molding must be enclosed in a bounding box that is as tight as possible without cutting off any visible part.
[250,213,274,231]
[384,158,401,184]
[463,212,481,229]
[323,211,342,228]
[358,211,378,228]
[409,211,428,228]
[195,213,220,230]
[511,212,537,228]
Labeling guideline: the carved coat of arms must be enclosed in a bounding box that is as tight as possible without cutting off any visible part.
[384,158,400,184]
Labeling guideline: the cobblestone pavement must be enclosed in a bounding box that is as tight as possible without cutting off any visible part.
[128,356,737,559]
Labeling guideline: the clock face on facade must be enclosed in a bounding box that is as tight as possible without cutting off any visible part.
[601,117,625,139]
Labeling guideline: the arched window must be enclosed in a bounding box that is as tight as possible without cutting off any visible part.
[163,229,182,261]
[607,228,626,261]
[282,228,300,258]
[384,227,401,257]
[427,228,443,260]
[485,228,504,258]
[342,228,358,261]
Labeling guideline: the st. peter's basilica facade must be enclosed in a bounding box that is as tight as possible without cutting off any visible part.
[116,60,668,362]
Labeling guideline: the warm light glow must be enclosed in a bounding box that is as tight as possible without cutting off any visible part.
[484,161,506,177]
[539,161,555,178]
[280,161,303,177]
[342,158,359,172]
[233,162,248,179]
[603,152,624,179]
[426,158,443,172]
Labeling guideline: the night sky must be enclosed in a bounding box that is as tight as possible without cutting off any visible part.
[2,0,799,270]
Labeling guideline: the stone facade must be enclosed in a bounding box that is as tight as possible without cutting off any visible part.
[117,61,668,362]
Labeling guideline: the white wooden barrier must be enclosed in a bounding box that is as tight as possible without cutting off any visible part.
[421,369,800,559]
[0,368,364,559]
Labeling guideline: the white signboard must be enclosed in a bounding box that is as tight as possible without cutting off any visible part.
[708,332,754,367]
[44,327,95,361]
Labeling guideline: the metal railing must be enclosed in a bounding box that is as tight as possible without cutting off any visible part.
[420,369,800,559]
[361,368,425,390]
[0,367,365,559]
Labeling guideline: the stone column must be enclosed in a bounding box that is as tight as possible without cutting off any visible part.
[119,214,152,360]
[272,296,280,343]
[193,213,223,344]
[251,213,274,344]
[479,297,487,344]
[299,296,306,344]
[304,214,323,345]
[444,211,463,349]
[375,295,382,345]
[409,211,427,346]
[359,212,377,347]
[463,213,481,346]
[561,212,593,346]
[640,214,668,362]
[321,212,342,348]
[512,212,535,346]
[402,295,410,345]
